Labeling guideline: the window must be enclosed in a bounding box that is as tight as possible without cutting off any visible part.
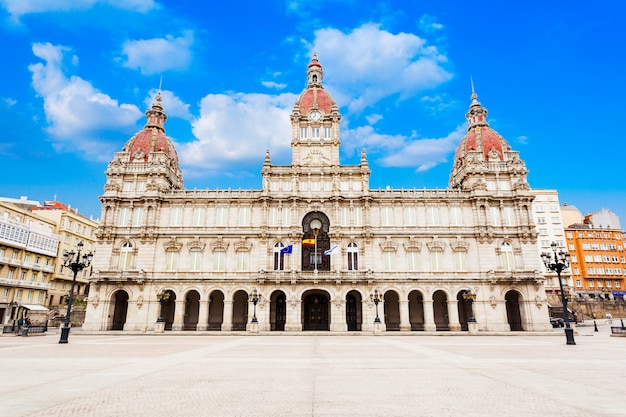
[237,251,249,271]
[503,207,515,226]
[170,207,183,226]
[341,207,350,226]
[588,280,595,288]
[381,207,393,226]
[537,217,546,224]
[500,242,514,271]
[27,290,33,302]
[2,288,8,300]
[404,207,417,226]
[324,127,331,139]
[430,251,443,272]
[587,267,595,274]
[213,251,225,271]
[215,207,227,226]
[406,251,419,271]
[274,243,285,271]
[616,281,621,288]
[165,251,179,271]
[132,207,144,227]
[300,127,307,138]
[570,255,577,263]
[427,207,439,226]
[282,207,291,226]
[584,255,592,262]
[238,207,251,226]
[454,251,468,271]
[568,244,575,251]
[353,207,363,226]
[449,207,463,226]
[118,208,130,226]
[576,280,582,287]
[311,127,320,139]
[594,255,602,262]
[189,251,202,271]
[269,208,279,226]
[347,243,358,271]
[574,267,580,275]
[16,289,22,301]
[136,181,146,191]
[119,242,134,270]
[192,207,206,226]
[489,207,501,226]
[383,252,395,271]
[123,181,133,191]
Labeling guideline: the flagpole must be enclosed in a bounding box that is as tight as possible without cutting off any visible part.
[310,219,322,274]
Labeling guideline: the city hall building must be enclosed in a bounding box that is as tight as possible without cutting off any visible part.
[83,55,550,333]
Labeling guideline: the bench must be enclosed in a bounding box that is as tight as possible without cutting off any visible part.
[610,326,626,335]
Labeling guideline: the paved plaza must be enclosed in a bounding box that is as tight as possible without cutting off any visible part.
[1,322,625,417]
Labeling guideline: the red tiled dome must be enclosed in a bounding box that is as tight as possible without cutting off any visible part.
[299,88,333,115]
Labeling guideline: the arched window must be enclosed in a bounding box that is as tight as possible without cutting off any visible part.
[274,243,285,271]
[500,242,515,271]
[119,242,134,271]
[347,242,358,271]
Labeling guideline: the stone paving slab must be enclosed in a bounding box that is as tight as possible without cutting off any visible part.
[0,322,625,417]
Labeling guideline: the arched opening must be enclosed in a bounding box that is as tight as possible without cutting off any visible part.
[433,290,449,331]
[232,290,249,331]
[457,291,472,331]
[302,290,330,331]
[183,290,200,331]
[270,290,287,331]
[208,290,224,331]
[506,290,524,331]
[346,290,362,331]
[301,213,331,271]
[383,290,400,331]
[274,243,286,271]
[110,290,128,331]
[161,290,176,331]
[408,290,425,331]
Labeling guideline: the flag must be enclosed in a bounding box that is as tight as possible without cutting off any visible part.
[324,245,339,255]
[280,245,293,254]
[302,239,315,246]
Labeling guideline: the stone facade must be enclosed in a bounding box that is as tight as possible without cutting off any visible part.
[83,55,551,333]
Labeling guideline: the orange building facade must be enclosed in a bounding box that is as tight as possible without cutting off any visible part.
[565,226,626,300]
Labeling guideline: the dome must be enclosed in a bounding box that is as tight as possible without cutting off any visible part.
[123,92,179,166]
[295,53,336,116]
[453,90,510,164]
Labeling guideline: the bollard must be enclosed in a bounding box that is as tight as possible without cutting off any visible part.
[594,321,598,332]
[621,319,625,329]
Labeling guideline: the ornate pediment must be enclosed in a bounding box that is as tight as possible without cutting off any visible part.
[379,237,399,252]
[164,237,183,252]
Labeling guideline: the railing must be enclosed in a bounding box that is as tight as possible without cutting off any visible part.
[610,326,626,335]
[2,323,48,335]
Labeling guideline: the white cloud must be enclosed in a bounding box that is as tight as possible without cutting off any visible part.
[418,14,444,33]
[178,92,297,173]
[342,124,465,172]
[28,42,143,160]
[121,31,194,75]
[262,81,287,90]
[0,0,156,21]
[311,23,452,113]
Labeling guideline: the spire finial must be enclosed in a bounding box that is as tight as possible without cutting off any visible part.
[470,76,478,101]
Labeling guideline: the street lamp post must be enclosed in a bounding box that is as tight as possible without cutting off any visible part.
[310,219,322,273]
[249,290,261,323]
[370,290,383,323]
[462,290,477,323]
[59,241,93,344]
[156,290,170,323]
[541,242,576,345]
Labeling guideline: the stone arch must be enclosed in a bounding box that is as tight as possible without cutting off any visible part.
[346,290,362,331]
[301,212,331,271]
[302,289,331,331]
[208,289,224,331]
[408,289,425,331]
[270,290,287,331]
[183,290,200,331]
[433,290,449,331]
[457,290,473,331]
[109,290,129,331]
[505,289,525,331]
[383,289,400,331]
[232,289,249,331]
[158,289,176,331]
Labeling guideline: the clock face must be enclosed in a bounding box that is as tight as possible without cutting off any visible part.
[310,111,321,121]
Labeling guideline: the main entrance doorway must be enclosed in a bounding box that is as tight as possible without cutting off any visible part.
[302,291,329,331]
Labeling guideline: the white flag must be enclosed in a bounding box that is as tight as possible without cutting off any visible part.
[324,245,339,255]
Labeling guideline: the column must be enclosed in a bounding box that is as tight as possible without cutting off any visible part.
[285,297,301,332]
[447,299,461,331]
[221,300,233,331]
[423,299,436,331]
[197,298,209,331]
[399,299,411,331]
[172,299,185,331]
[330,298,347,332]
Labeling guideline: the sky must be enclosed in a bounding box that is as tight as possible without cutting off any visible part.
[0,0,625,225]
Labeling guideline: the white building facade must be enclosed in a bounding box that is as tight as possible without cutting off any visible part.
[83,55,550,333]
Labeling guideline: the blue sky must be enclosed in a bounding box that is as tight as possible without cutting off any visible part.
[1,0,625,225]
